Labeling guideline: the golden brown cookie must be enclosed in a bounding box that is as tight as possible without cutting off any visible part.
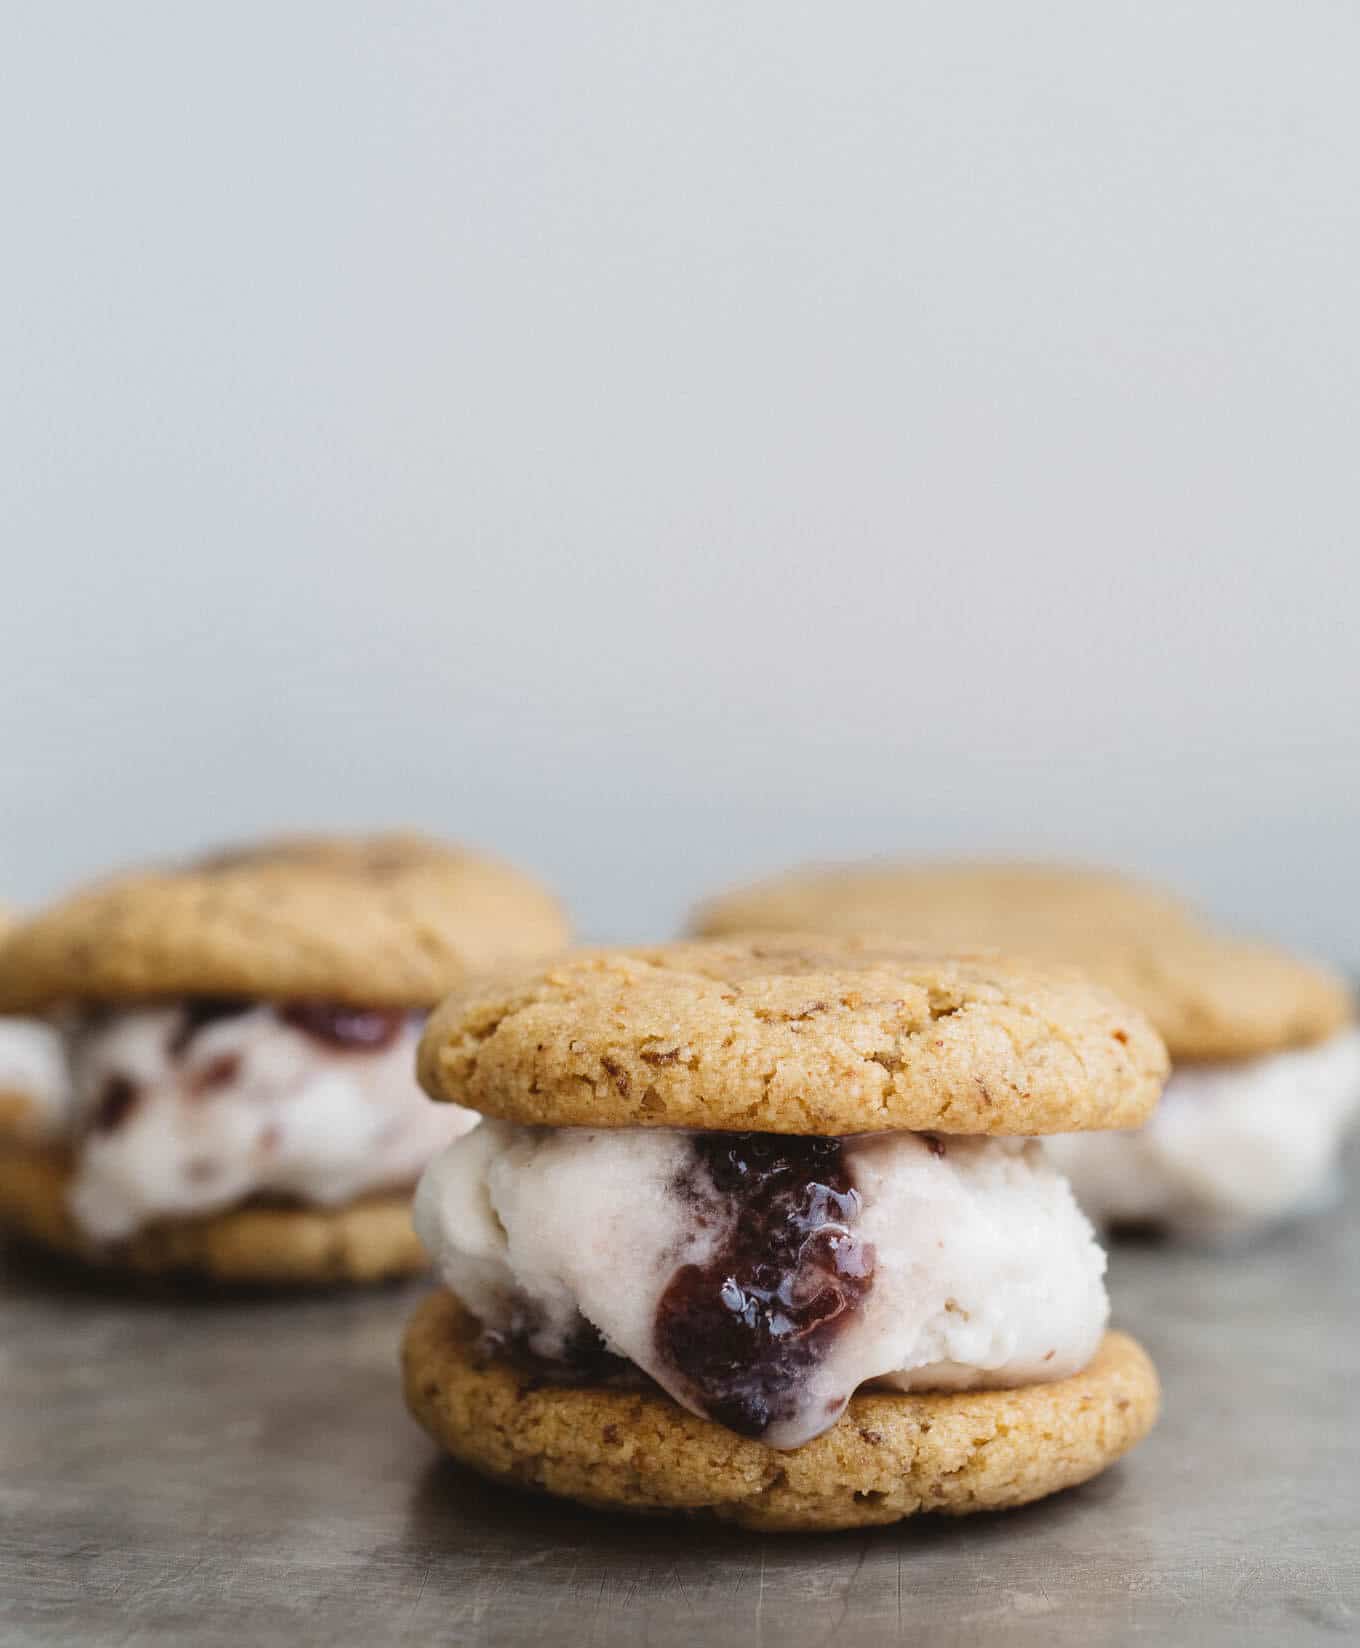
[0,1091,48,1142]
[0,1135,427,1284]
[0,832,569,1013]
[418,937,1167,1136]
[403,1290,1159,1531]
[693,862,1354,1063]
[0,900,66,1139]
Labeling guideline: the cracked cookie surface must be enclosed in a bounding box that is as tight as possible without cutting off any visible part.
[402,1289,1160,1530]
[693,863,1354,1062]
[0,833,569,1013]
[417,936,1167,1135]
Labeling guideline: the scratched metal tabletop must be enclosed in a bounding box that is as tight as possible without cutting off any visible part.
[2,1151,1357,1648]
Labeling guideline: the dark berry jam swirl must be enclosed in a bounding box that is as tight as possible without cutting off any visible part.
[77,999,417,1138]
[277,1002,412,1052]
[163,999,414,1057]
[654,1133,874,1440]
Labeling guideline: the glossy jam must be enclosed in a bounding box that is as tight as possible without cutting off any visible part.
[654,1133,874,1439]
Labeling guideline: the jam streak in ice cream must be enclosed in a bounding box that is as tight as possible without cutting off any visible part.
[65,1000,477,1241]
[656,1134,874,1439]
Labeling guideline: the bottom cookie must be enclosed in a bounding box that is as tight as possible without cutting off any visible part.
[0,1137,428,1285]
[0,1089,47,1141]
[402,1290,1160,1532]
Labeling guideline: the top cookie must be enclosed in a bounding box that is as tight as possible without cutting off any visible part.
[417,936,1168,1135]
[693,863,1354,1063]
[0,834,569,1012]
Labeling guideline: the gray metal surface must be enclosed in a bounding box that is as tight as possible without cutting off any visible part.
[2,1155,1357,1648]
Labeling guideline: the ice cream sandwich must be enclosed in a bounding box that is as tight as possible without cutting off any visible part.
[404,937,1164,1529]
[0,834,567,1284]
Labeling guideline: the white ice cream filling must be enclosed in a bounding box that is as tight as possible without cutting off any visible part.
[65,1003,477,1241]
[1046,1026,1360,1242]
[0,1015,70,1138]
[414,1123,1109,1450]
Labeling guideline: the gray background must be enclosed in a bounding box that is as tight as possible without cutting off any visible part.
[3,3,1357,960]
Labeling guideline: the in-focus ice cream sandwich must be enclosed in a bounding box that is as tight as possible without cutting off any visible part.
[405,937,1165,1530]
[0,834,567,1284]
[694,863,1359,1241]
